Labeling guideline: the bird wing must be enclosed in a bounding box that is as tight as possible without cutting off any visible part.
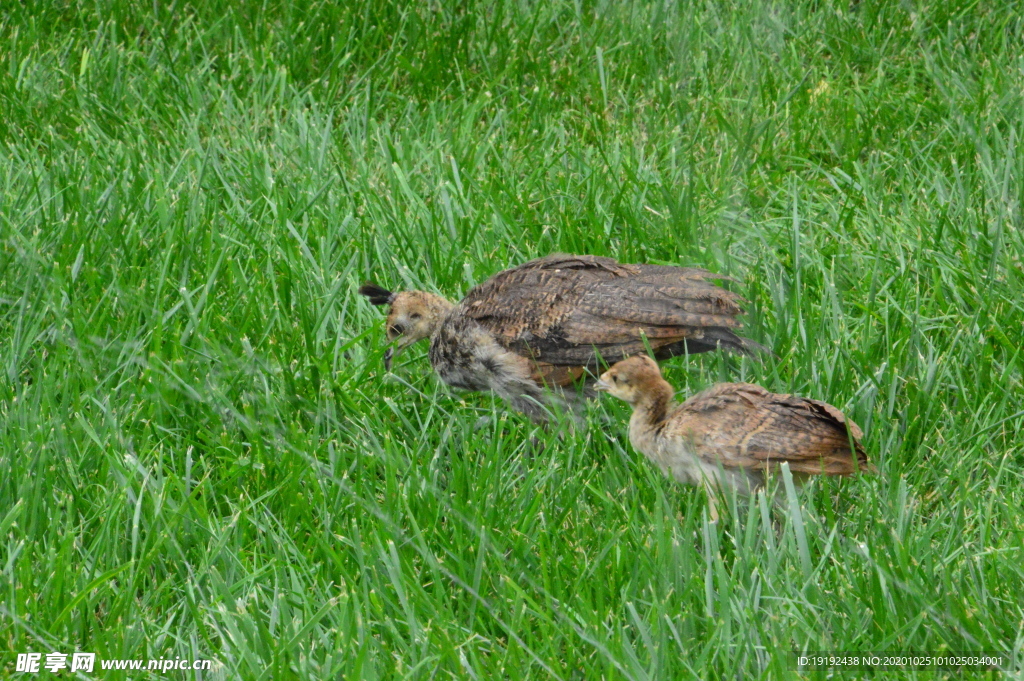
[671,383,870,475]
[457,254,758,366]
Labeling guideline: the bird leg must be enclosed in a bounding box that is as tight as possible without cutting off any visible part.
[703,479,721,523]
[505,381,588,433]
[508,393,557,425]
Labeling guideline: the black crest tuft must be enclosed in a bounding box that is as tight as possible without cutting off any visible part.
[358,282,396,306]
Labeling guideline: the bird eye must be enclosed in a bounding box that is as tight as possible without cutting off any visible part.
[409,312,422,321]
[389,323,405,336]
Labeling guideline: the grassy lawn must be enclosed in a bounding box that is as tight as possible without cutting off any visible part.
[2,0,1022,678]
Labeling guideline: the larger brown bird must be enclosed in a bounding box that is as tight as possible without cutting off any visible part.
[359,254,765,423]
[595,355,870,519]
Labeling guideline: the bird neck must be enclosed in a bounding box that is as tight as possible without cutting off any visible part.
[631,378,674,428]
[434,294,456,314]
[423,293,455,336]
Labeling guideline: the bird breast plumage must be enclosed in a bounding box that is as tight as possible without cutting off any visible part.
[628,411,763,494]
[429,314,534,393]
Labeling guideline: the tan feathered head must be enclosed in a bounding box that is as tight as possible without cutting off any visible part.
[595,355,666,405]
[359,282,452,368]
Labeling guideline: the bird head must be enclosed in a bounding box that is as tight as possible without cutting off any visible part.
[594,355,664,405]
[358,283,452,369]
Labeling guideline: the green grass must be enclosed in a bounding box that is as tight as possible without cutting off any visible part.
[1,0,1023,678]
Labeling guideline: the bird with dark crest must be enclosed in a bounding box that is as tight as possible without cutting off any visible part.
[595,355,871,520]
[359,254,766,423]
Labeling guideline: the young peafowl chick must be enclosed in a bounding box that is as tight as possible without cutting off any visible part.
[359,254,765,423]
[596,355,870,519]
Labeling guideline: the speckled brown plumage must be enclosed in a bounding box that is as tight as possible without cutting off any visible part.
[359,254,764,422]
[596,356,870,516]
[456,254,762,367]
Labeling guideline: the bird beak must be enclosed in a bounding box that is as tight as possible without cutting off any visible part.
[383,335,416,371]
[594,378,611,392]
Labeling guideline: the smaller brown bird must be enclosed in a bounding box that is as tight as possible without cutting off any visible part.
[595,356,870,520]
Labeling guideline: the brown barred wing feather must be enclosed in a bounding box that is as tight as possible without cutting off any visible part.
[668,383,869,476]
[456,254,762,367]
